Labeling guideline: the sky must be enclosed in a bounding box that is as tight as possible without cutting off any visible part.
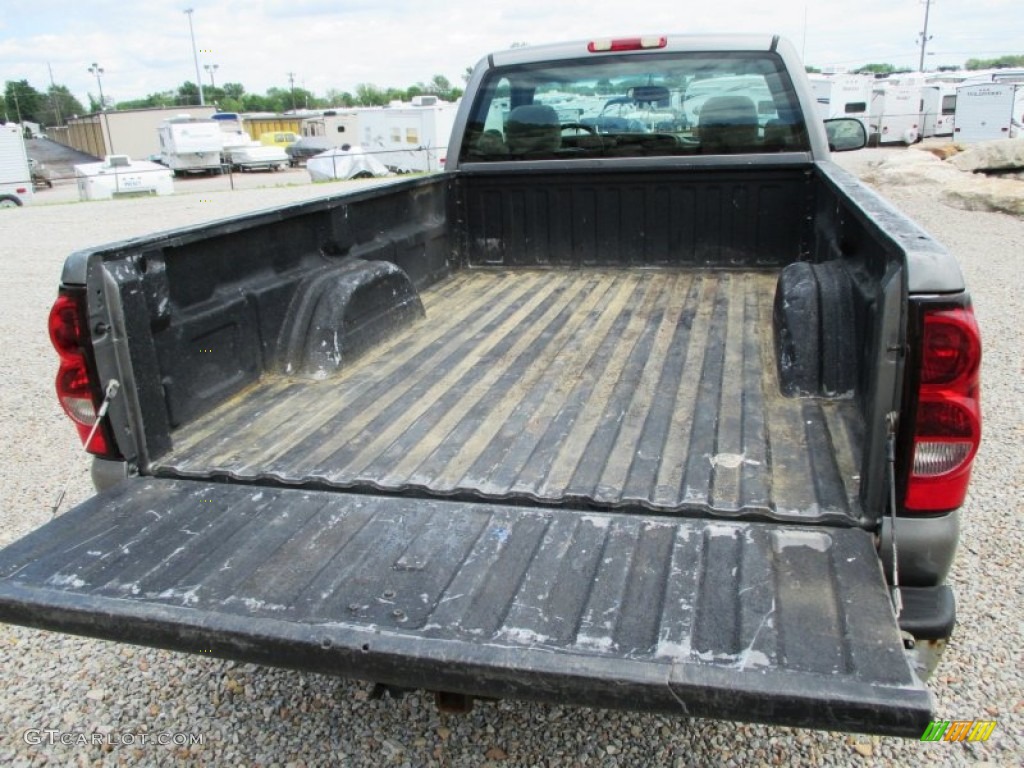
[1,0,1021,109]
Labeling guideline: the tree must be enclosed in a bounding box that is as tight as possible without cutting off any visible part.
[462,66,474,84]
[176,81,201,106]
[355,83,387,106]
[241,93,273,112]
[116,90,176,110]
[965,54,1024,70]
[222,82,245,100]
[805,65,821,73]
[33,84,85,125]
[3,80,45,123]
[324,88,354,107]
[852,63,910,75]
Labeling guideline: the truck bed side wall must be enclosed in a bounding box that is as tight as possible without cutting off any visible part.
[87,177,450,458]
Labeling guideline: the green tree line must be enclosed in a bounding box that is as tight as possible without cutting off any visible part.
[3,80,86,125]
[3,74,463,126]
[964,55,1024,70]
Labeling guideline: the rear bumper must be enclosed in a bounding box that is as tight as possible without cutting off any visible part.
[899,586,956,641]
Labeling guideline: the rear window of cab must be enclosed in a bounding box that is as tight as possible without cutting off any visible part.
[460,52,810,162]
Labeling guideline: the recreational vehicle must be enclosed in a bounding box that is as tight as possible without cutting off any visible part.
[920,83,958,138]
[0,122,33,207]
[868,82,921,145]
[953,81,1024,141]
[358,100,458,173]
[302,110,361,140]
[74,155,173,200]
[158,116,224,174]
[807,74,873,129]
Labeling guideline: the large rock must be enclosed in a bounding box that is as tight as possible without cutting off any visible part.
[916,143,962,161]
[942,176,1024,217]
[950,139,1024,172]
[861,150,963,187]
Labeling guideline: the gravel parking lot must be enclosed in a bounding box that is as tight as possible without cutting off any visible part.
[0,153,1021,767]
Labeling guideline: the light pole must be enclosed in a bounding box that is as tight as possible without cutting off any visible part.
[184,8,205,106]
[87,62,114,154]
[204,63,219,89]
[88,62,106,111]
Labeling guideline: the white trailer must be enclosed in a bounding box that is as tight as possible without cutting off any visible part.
[807,74,873,128]
[301,110,361,141]
[75,155,174,201]
[920,83,958,138]
[158,116,224,174]
[357,99,459,173]
[868,83,922,145]
[0,122,34,208]
[953,82,1024,142]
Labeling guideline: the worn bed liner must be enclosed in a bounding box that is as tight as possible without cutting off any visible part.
[0,477,931,735]
[154,269,864,523]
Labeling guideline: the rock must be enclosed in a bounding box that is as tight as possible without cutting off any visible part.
[853,742,873,757]
[950,139,1024,172]
[917,143,962,160]
[943,176,1024,217]
[484,746,508,760]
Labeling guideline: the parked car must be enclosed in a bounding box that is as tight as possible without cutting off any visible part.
[260,131,300,148]
[285,135,336,166]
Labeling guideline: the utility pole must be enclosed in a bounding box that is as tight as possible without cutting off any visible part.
[917,0,934,72]
[204,63,219,88]
[48,62,62,126]
[184,8,205,105]
[287,71,297,112]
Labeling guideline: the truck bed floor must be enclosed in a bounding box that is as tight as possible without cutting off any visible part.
[155,269,863,523]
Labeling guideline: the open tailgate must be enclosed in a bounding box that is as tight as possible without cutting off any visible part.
[0,478,932,735]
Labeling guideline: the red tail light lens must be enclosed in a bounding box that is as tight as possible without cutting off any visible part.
[48,291,112,456]
[920,309,981,387]
[49,294,84,360]
[905,306,982,512]
[588,36,667,53]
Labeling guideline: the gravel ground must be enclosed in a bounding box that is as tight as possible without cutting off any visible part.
[0,152,1021,767]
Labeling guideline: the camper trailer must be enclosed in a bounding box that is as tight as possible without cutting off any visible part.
[357,99,459,173]
[953,81,1024,142]
[302,110,361,140]
[920,83,958,138]
[75,155,173,200]
[0,122,33,207]
[808,74,873,129]
[868,82,921,145]
[158,115,224,174]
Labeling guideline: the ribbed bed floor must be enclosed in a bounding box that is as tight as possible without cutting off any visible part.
[154,269,863,522]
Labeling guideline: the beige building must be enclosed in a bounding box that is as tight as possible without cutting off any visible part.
[50,106,217,160]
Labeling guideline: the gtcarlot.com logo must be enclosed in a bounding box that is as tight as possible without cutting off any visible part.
[921,720,997,742]
[24,729,204,747]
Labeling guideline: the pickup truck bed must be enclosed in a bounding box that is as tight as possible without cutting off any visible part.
[155,268,862,523]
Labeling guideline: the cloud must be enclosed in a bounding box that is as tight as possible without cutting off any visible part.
[2,0,1021,108]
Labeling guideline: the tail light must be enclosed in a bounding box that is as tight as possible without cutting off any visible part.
[905,306,981,512]
[48,290,115,456]
[588,36,667,53]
